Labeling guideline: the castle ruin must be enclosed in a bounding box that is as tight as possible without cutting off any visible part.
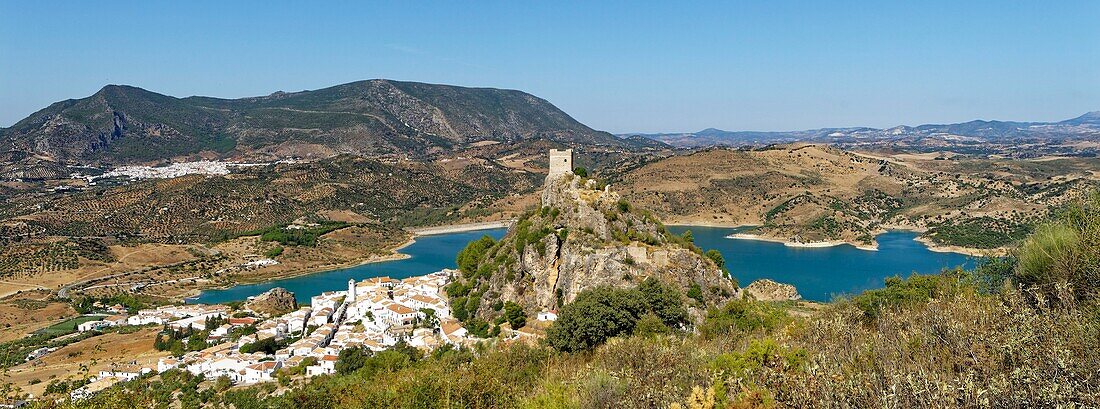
[548,148,574,178]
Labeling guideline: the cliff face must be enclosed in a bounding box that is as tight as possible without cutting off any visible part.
[450,172,737,324]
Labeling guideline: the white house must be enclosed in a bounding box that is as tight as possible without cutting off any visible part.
[440,320,468,345]
[96,368,149,382]
[157,357,181,373]
[381,303,418,326]
[241,361,280,384]
[77,320,110,332]
[537,310,558,322]
[128,313,170,326]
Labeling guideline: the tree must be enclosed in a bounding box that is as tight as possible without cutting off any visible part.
[239,337,284,354]
[638,277,689,328]
[573,167,588,178]
[705,249,731,281]
[451,296,469,322]
[687,283,704,304]
[214,375,233,392]
[456,235,496,277]
[704,249,725,269]
[335,346,371,375]
[503,301,526,329]
[682,230,694,244]
[633,312,671,336]
[419,308,439,329]
[546,287,647,352]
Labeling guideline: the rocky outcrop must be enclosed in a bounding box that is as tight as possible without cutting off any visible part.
[245,287,298,316]
[455,172,738,323]
[743,279,801,301]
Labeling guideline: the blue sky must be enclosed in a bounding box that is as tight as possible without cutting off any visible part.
[2,1,1098,132]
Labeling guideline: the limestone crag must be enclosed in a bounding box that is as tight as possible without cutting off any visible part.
[463,171,738,322]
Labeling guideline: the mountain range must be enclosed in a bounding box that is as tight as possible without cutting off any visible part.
[4,78,1098,166]
[0,80,636,165]
[621,112,1100,153]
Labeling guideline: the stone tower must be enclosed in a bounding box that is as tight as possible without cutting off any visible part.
[548,149,574,178]
[347,279,356,302]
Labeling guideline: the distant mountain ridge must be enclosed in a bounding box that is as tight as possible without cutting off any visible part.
[621,112,1100,150]
[1,80,630,164]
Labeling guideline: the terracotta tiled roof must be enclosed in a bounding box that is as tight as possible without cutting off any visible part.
[387,304,416,315]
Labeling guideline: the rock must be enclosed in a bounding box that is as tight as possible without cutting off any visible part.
[471,168,738,323]
[245,287,298,316]
[743,279,802,301]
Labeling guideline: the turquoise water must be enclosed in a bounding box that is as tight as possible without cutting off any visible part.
[190,225,974,305]
[667,226,974,301]
[188,228,507,305]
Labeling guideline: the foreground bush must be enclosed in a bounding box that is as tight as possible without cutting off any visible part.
[546,278,689,352]
[1015,193,1100,304]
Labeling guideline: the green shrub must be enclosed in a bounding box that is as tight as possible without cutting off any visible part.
[851,272,970,320]
[504,301,527,329]
[264,246,283,258]
[632,313,671,336]
[1014,193,1100,302]
[686,283,704,304]
[547,279,688,352]
[700,298,789,339]
[546,287,648,352]
[456,235,496,277]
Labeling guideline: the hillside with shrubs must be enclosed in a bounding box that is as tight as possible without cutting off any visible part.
[42,192,1100,408]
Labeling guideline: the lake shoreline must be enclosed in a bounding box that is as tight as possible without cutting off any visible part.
[408,220,515,236]
[670,224,985,256]
[669,223,884,252]
[913,235,1006,257]
[666,225,975,301]
[725,233,881,252]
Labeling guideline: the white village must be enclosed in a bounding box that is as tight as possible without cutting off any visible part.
[60,268,546,400]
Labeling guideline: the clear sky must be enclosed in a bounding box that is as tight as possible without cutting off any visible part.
[2,1,1098,133]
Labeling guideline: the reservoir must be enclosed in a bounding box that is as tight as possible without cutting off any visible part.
[666,226,974,301]
[190,225,974,305]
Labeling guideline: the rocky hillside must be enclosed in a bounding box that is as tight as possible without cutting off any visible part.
[615,145,1100,252]
[446,171,737,329]
[1,80,628,164]
[1,154,540,243]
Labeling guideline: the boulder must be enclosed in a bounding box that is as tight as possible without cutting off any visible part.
[245,287,298,316]
[743,279,801,301]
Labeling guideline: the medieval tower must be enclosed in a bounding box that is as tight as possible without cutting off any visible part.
[548,148,574,178]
